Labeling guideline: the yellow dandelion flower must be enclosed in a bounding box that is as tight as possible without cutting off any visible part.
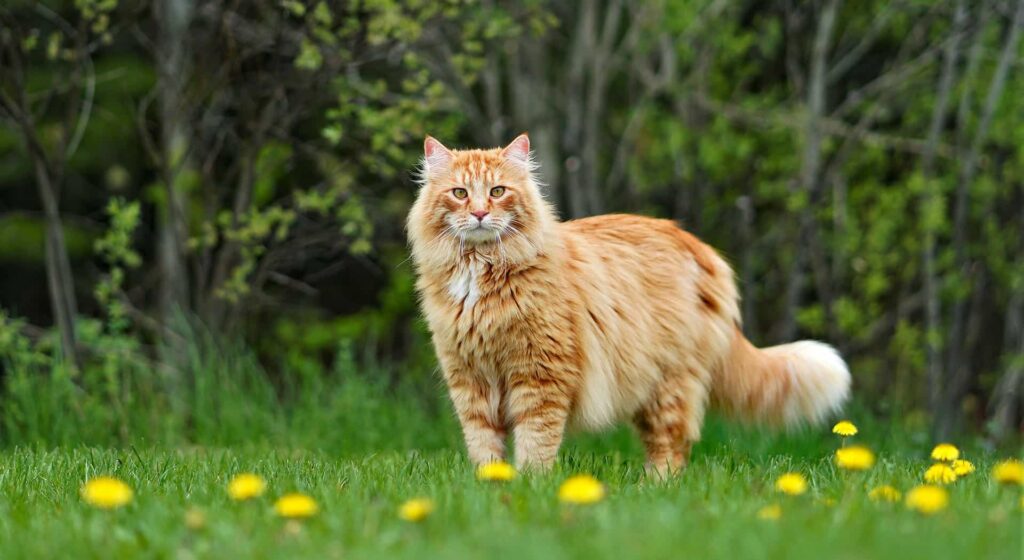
[832,420,858,437]
[558,475,606,505]
[476,461,517,482]
[757,503,782,520]
[868,485,901,502]
[398,498,435,522]
[80,476,133,510]
[951,459,975,476]
[923,463,958,485]
[992,459,1024,485]
[930,443,959,462]
[905,485,948,515]
[227,473,266,501]
[817,497,837,508]
[774,473,808,496]
[274,493,319,518]
[835,445,875,471]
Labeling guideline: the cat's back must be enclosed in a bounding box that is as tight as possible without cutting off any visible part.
[559,214,720,273]
[554,213,739,429]
[557,213,737,325]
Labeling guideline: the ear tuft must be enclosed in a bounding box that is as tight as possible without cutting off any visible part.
[424,136,452,169]
[501,133,530,165]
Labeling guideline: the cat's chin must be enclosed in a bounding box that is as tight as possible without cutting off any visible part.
[461,228,502,244]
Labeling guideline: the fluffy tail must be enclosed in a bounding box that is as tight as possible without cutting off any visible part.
[712,328,851,427]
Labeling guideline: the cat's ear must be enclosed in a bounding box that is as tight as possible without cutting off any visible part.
[501,133,531,166]
[423,136,453,170]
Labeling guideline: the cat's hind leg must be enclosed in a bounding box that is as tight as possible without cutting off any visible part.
[633,368,711,477]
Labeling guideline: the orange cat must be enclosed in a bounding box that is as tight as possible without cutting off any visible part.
[407,134,850,474]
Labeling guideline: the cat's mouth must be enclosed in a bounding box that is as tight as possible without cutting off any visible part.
[461,225,501,244]
[446,218,512,245]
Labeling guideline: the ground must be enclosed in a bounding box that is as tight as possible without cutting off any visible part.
[0,437,1020,559]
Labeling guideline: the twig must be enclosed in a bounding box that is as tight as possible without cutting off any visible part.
[691,92,955,157]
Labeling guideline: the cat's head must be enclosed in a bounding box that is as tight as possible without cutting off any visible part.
[407,134,554,267]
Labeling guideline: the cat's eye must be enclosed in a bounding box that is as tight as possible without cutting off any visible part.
[451,188,468,199]
[489,186,506,197]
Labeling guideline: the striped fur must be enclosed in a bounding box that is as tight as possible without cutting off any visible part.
[407,134,851,474]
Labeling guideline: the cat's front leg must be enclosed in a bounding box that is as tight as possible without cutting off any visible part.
[445,369,507,465]
[507,372,573,471]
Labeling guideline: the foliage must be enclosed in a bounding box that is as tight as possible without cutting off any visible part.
[0,1,1022,438]
[93,197,141,331]
[0,322,457,451]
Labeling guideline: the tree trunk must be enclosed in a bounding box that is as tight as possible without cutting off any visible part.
[782,0,839,342]
[922,0,966,420]
[509,39,561,211]
[0,16,82,370]
[32,155,81,371]
[482,49,505,144]
[579,0,623,216]
[940,0,1023,437]
[562,0,597,218]
[154,0,195,381]
[736,195,758,337]
[989,291,1023,440]
[156,0,194,326]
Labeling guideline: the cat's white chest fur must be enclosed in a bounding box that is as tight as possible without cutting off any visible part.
[448,260,483,309]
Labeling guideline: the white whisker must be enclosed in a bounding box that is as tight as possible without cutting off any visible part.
[400,223,460,269]
[504,221,541,256]
[495,231,508,266]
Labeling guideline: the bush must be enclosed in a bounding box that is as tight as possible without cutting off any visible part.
[0,318,460,454]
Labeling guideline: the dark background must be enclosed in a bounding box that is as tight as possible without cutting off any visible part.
[1,0,1022,444]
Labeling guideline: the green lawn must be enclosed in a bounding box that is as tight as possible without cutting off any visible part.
[1,313,1019,558]
[0,444,1020,559]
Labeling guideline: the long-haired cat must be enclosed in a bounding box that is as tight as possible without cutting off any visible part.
[407,133,850,474]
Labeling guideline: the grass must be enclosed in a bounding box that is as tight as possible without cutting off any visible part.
[0,438,1020,559]
[0,334,1021,558]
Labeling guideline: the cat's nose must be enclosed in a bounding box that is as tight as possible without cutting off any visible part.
[470,210,489,221]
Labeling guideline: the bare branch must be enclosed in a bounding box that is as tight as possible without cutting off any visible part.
[692,92,956,157]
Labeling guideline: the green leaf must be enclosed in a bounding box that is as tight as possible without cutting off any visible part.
[295,39,323,71]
